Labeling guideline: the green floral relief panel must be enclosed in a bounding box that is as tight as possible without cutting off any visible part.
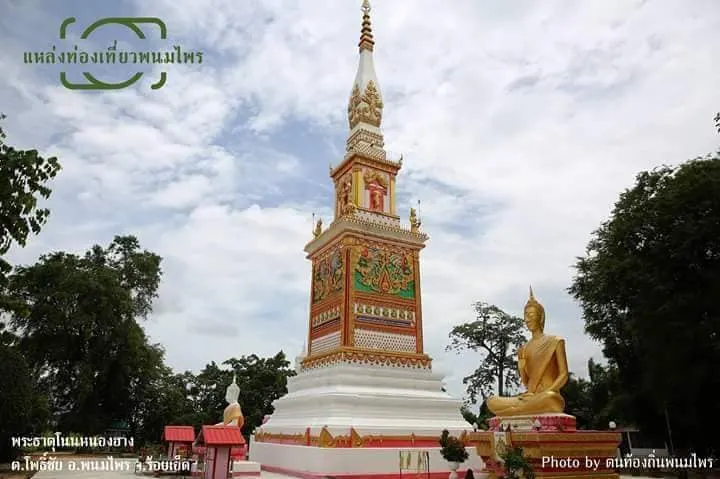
[353,245,415,299]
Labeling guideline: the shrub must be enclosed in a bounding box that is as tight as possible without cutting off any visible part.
[500,445,534,479]
[439,429,469,463]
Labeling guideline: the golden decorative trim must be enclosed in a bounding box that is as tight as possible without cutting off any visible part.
[348,81,382,129]
[301,347,432,370]
[319,427,334,447]
[345,130,386,159]
[363,169,389,188]
[253,431,306,444]
[355,237,421,255]
[354,292,417,307]
[467,431,620,445]
[305,221,428,258]
[354,207,401,221]
[332,153,400,179]
[510,432,621,442]
[255,427,445,449]
[311,305,342,328]
[358,0,374,52]
[390,177,396,216]
[352,169,362,206]
[340,215,427,240]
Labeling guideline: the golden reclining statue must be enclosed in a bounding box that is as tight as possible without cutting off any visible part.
[486,287,569,417]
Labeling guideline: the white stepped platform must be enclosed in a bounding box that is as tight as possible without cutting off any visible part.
[249,363,486,478]
[232,461,261,477]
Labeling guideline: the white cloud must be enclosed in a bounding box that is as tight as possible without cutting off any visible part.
[1,0,719,403]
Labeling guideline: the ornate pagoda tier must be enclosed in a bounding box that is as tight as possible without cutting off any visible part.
[249,1,482,477]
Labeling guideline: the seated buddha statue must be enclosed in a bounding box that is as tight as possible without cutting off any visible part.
[486,287,569,417]
[216,375,244,429]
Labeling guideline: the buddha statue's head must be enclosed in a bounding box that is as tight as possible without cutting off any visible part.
[524,286,546,333]
[225,374,240,405]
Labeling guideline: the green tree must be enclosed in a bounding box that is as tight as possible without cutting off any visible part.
[0,114,61,298]
[569,153,720,454]
[460,405,477,427]
[447,302,526,403]
[153,353,295,440]
[460,402,491,430]
[185,361,232,427]
[0,343,32,461]
[561,373,592,429]
[562,360,631,430]
[0,113,61,461]
[4,235,163,435]
[132,367,197,446]
[226,352,295,436]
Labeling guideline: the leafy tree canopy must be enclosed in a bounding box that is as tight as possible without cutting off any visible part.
[0,113,61,312]
[139,353,296,443]
[562,359,633,430]
[0,343,32,461]
[569,154,720,454]
[447,302,526,403]
[4,235,163,434]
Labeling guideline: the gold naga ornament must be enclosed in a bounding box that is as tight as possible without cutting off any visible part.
[409,207,421,232]
[486,287,570,417]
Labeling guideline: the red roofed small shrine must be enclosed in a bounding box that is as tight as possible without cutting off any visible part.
[162,425,195,458]
[195,426,246,479]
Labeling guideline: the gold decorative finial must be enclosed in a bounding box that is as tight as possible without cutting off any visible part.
[409,206,421,232]
[359,0,375,52]
[525,285,545,317]
[313,215,323,238]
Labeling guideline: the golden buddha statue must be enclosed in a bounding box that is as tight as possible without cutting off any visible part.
[313,218,322,238]
[486,287,569,417]
[216,375,244,429]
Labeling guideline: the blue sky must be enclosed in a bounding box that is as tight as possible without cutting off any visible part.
[2,0,720,404]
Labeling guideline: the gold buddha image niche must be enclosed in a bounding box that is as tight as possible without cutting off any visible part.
[486,287,569,417]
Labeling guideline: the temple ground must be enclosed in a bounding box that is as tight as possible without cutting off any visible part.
[4,459,663,478]
[17,458,295,479]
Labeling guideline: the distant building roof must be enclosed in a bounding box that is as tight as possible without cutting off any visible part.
[196,426,244,446]
[106,420,130,431]
[163,426,195,442]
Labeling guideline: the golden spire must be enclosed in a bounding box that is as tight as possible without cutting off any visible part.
[359,0,375,52]
[525,285,545,316]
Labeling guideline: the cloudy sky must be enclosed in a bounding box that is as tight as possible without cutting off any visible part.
[1,0,719,404]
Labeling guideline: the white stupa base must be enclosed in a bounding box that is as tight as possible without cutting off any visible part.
[251,442,486,478]
[249,362,486,478]
[231,460,261,477]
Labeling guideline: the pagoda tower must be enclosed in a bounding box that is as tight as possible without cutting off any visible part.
[249,2,480,477]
